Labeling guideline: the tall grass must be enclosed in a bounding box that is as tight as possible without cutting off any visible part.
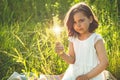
[0,21,68,79]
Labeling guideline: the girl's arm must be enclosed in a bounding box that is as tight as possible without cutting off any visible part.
[55,42,75,64]
[85,39,109,79]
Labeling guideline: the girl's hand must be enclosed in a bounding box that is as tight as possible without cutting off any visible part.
[76,75,89,80]
[55,42,64,55]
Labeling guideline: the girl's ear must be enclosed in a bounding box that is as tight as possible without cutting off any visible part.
[89,16,93,23]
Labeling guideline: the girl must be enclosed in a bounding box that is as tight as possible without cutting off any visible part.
[55,2,109,80]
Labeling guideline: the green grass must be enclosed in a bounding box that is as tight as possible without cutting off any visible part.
[0,22,120,80]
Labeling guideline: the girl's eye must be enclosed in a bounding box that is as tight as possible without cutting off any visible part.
[79,19,84,22]
[73,21,76,24]
[73,19,84,24]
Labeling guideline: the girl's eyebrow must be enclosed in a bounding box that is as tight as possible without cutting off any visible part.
[79,17,85,20]
[74,18,85,22]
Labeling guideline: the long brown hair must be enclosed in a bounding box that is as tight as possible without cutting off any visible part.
[64,2,98,37]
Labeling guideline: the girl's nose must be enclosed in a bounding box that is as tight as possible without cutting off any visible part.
[77,22,81,27]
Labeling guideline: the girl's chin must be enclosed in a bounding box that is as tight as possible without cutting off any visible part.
[78,31,84,34]
[78,31,89,34]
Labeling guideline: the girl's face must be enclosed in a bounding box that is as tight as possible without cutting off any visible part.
[73,11,92,35]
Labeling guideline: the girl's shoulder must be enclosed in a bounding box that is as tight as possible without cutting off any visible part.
[68,36,77,42]
[94,33,104,43]
[94,33,103,40]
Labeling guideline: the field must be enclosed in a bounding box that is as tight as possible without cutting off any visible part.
[0,0,120,80]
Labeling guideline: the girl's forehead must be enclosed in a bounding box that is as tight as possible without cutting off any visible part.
[73,12,87,18]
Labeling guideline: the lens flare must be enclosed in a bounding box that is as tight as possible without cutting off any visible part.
[53,25,61,35]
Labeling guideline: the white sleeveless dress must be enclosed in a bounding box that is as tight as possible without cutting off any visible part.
[62,33,105,80]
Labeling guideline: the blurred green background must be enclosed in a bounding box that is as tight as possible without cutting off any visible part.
[0,0,120,80]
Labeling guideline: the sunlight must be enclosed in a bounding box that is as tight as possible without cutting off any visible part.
[53,25,62,36]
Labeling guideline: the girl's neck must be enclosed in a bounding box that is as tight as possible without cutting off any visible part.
[78,32,93,40]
